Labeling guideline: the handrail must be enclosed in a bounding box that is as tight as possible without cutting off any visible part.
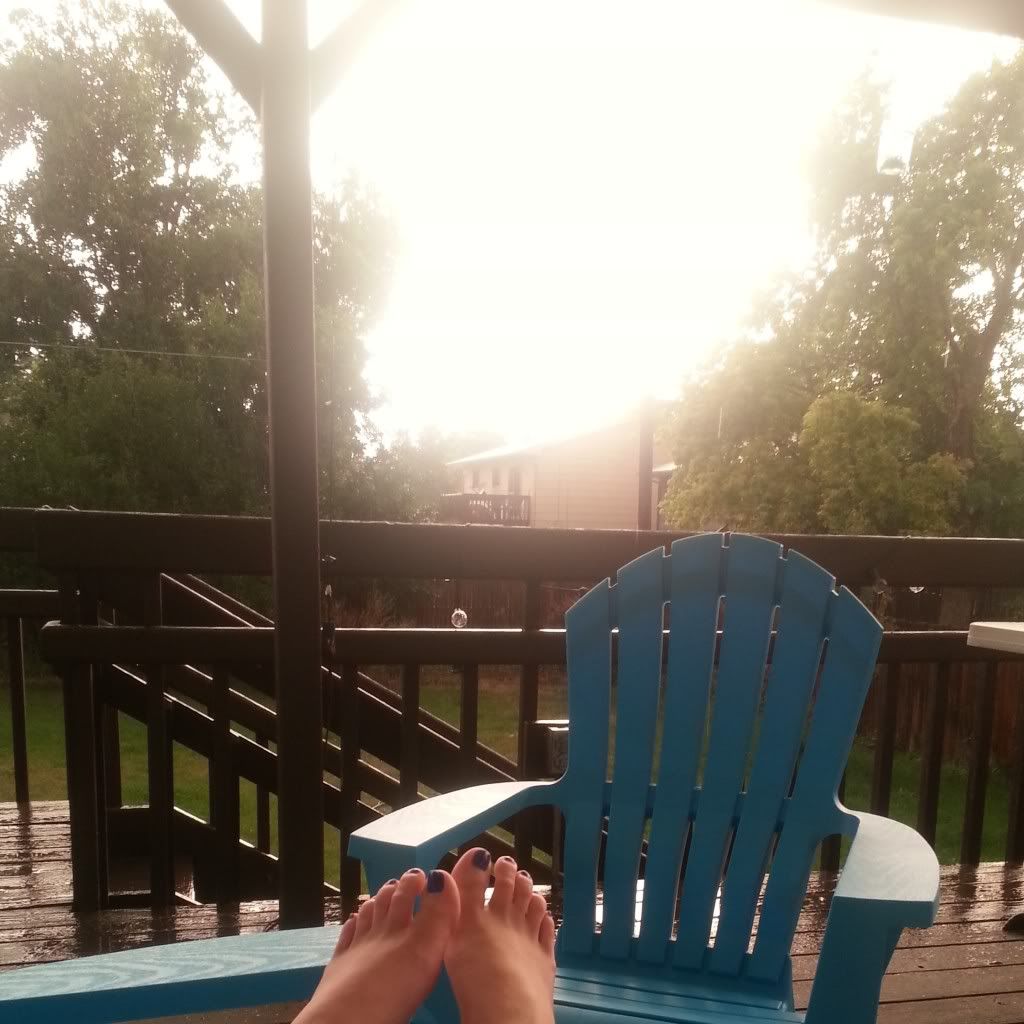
[38,623,1024,666]
[7,506,1024,585]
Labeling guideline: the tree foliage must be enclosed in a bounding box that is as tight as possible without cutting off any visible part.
[0,1,442,522]
[663,55,1024,536]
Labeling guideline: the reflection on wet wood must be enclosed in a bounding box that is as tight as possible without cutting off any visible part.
[4,803,1024,1022]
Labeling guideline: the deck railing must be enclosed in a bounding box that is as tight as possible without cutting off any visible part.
[3,507,1024,921]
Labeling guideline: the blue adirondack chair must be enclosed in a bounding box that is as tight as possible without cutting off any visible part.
[1,534,939,1024]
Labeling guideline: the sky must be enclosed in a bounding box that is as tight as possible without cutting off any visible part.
[3,1,1020,446]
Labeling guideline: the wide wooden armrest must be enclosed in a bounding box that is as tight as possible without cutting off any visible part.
[0,928,336,1024]
[805,813,938,1024]
[833,811,939,927]
[349,780,560,881]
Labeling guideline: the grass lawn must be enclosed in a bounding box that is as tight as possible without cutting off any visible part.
[1,671,1011,874]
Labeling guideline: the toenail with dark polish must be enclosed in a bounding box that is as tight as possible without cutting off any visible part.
[472,849,491,871]
[499,856,515,864]
[385,878,398,885]
[427,870,445,893]
[518,869,531,878]
[407,868,424,876]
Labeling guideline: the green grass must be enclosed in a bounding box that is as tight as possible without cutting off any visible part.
[0,672,1012,871]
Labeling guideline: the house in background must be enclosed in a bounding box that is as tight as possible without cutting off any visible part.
[442,408,674,530]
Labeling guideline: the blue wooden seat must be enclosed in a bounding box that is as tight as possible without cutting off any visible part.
[0,534,939,1024]
[348,534,940,1022]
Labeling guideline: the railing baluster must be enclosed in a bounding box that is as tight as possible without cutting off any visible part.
[100,697,122,810]
[819,772,846,872]
[515,580,542,867]
[58,572,103,912]
[1007,667,1024,865]
[457,663,481,856]
[255,731,271,854]
[961,661,997,866]
[460,664,480,778]
[917,662,950,848]
[211,667,240,904]
[79,578,113,905]
[870,662,900,816]
[400,663,420,808]
[144,575,175,907]
[6,616,29,805]
[339,663,362,914]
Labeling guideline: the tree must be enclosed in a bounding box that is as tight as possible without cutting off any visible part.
[663,55,1024,537]
[0,1,441,520]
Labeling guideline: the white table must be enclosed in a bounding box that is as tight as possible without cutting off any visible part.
[967,621,1024,654]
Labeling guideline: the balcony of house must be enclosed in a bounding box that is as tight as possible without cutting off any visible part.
[439,491,531,526]
[4,508,1024,1022]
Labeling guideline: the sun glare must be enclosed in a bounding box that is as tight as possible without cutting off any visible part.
[7,0,1011,445]
[300,0,1015,445]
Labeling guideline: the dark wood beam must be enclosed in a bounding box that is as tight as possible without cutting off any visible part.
[819,0,1024,38]
[261,0,324,932]
[310,0,406,110]
[163,0,261,111]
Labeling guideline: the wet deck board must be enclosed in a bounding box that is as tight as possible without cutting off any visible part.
[3,803,1024,1022]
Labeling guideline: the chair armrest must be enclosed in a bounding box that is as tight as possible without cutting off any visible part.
[832,811,939,927]
[349,780,560,888]
[804,812,939,1024]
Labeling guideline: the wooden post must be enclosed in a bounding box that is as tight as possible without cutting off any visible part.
[144,575,175,907]
[960,661,997,866]
[339,664,363,915]
[6,616,29,805]
[261,0,324,928]
[869,663,899,816]
[917,663,950,847]
[58,573,102,912]
[515,581,542,867]
[211,668,240,904]
[637,407,655,531]
[399,664,420,808]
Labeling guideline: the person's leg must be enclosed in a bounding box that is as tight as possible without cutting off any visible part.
[294,867,459,1024]
[445,850,556,1024]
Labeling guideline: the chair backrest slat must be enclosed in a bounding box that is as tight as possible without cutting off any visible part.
[708,552,833,974]
[560,578,614,956]
[672,535,781,970]
[747,587,882,983]
[636,533,724,964]
[599,549,667,959]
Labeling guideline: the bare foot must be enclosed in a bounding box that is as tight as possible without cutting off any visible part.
[445,850,556,1024]
[295,867,459,1024]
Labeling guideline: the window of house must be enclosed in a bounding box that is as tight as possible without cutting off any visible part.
[508,467,521,495]
[492,467,501,489]
[471,468,480,490]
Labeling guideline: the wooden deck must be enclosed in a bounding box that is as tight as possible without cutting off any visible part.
[3,803,1024,1022]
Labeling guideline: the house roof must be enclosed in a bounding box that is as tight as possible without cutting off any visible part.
[448,410,657,467]
[448,439,549,467]
[448,426,611,467]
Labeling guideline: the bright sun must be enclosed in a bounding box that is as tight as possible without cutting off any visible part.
[301,0,1014,445]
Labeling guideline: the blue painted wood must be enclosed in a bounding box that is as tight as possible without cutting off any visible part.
[636,533,724,964]
[0,927,335,1024]
[558,578,613,956]
[748,587,883,983]
[710,551,833,975]
[600,549,667,960]
[673,535,782,971]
